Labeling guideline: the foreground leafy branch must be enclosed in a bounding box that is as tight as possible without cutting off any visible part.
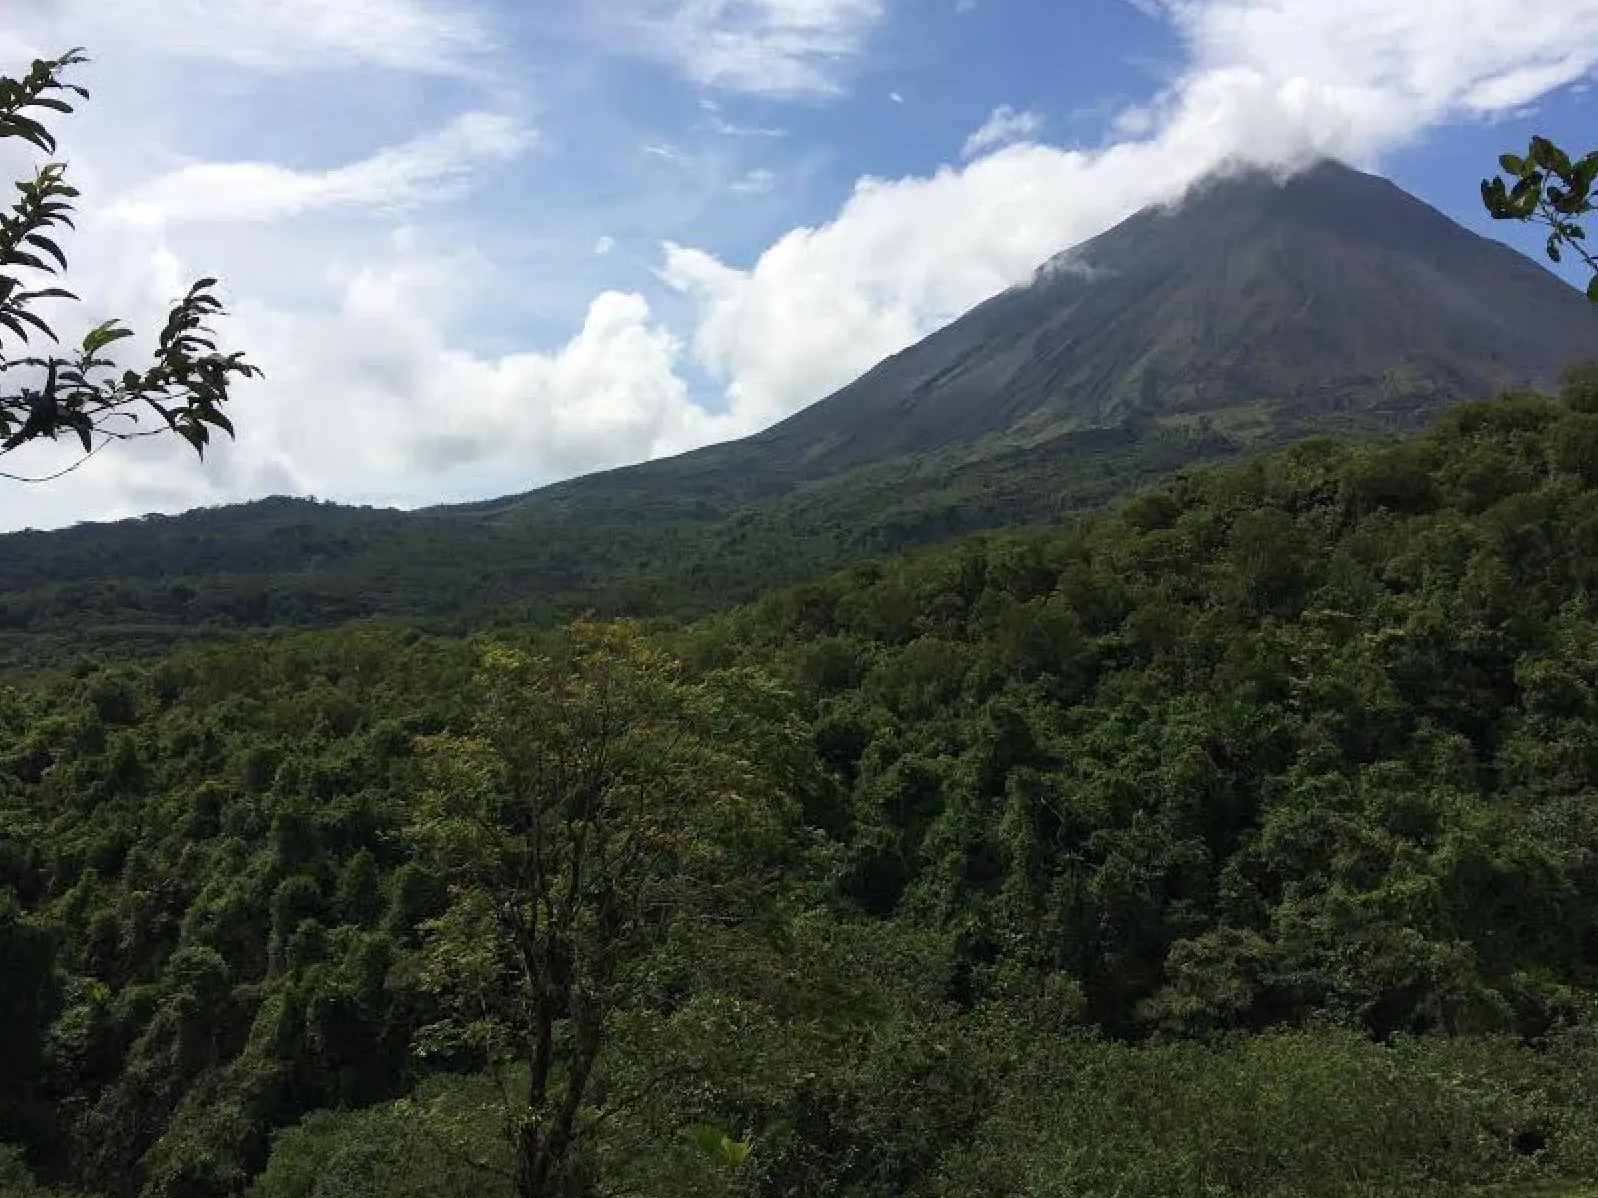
[1482,135,1598,302]
[0,48,260,480]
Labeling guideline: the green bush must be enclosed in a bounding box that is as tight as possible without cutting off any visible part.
[936,1030,1598,1198]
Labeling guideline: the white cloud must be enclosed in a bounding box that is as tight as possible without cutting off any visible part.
[640,0,885,97]
[12,0,492,76]
[729,168,778,194]
[707,113,788,138]
[236,248,711,489]
[0,28,38,65]
[1165,0,1598,118]
[107,112,531,226]
[962,105,1045,158]
[0,233,721,525]
[661,144,1179,432]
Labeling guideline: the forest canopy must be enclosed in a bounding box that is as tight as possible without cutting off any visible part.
[2,379,1598,1195]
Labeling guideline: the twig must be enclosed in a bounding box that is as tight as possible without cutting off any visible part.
[0,432,109,481]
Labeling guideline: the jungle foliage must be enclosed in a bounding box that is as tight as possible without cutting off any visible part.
[4,382,1598,1195]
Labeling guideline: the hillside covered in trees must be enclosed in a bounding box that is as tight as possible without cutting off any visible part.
[5,160,1595,675]
[4,382,1598,1196]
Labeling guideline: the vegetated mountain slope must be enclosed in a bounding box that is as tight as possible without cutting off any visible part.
[1,160,1593,665]
[5,392,1598,1196]
[742,158,1597,471]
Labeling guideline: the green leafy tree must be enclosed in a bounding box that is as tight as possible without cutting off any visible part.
[1483,135,1598,301]
[1,49,259,481]
[0,1145,83,1197]
[0,892,57,1142]
[405,620,801,1198]
[248,1076,512,1198]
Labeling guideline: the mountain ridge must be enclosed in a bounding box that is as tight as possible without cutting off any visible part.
[730,158,1592,472]
[1,158,1593,664]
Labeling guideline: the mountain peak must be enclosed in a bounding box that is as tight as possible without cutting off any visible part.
[745,160,1594,473]
[1029,158,1374,284]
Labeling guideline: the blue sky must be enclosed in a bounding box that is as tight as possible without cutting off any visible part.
[0,0,1596,531]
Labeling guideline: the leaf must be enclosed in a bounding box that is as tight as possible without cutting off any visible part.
[0,114,55,154]
[196,408,234,438]
[15,287,77,303]
[0,311,32,343]
[2,250,51,273]
[1481,179,1507,217]
[1587,275,1598,304]
[684,1123,752,1167]
[24,233,66,272]
[81,321,133,355]
[685,1124,726,1155]
[6,307,58,342]
[1577,151,1598,192]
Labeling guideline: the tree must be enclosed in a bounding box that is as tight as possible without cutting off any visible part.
[1,49,259,481]
[1482,135,1598,302]
[0,892,57,1143]
[405,620,802,1198]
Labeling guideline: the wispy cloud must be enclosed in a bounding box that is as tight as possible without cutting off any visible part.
[107,112,532,226]
[700,99,788,138]
[729,167,778,193]
[9,0,493,76]
[638,0,886,97]
[961,105,1045,158]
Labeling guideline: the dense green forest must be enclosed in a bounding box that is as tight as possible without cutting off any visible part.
[0,424,1235,675]
[4,381,1598,1195]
